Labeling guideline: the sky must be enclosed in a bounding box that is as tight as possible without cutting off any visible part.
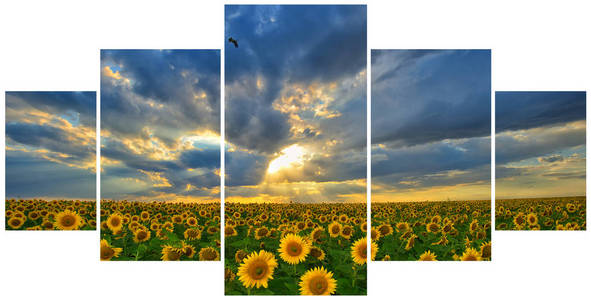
[224,5,367,203]
[5,91,96,200]
[496,91,586,199]
[100,50,220,202]
[371,50,491,202]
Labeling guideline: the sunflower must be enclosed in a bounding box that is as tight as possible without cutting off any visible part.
[340,225,354,239]
[172,214,183,224]
[461,247,482,261]
[513,212,526,228]
[199,247,220,261]
[404,234,417,251]
[140,211,150,221]
[41,219,54,230]
[431,215,442,223]
[370,227,381,241]
[328,221,341,237]
[237,250,278,289]
[184,228,202,240]
[28,210,41,220]
[377,224,393,237]
[432,234,448,246]
[338,214,349,223]
[181,243,196,258]
[254,226,269,240]
[309,227,326,242]
[526,213,538,225]
[100,239,122,261]
[360,221,367,232]
[469,219,479,233]
[278,234,310,264]
[206,226,219,234]
[442,222,453,234]
[235,249,248,263]
[351,237,376,264]
[161,246,182,261]
[133,228,151,243]
[418,250,437,261]
[7,217,25,229]
[309,246,326,261]
[480,241,491,259]
[186,217,198,227]
[225,268,236,282]
[55,210,82,230]
[106,213,124,233]
[426,222,440,233]
[299,267,337,295]
[225,224,238,237]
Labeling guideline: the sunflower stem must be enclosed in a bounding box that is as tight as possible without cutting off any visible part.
[352,266,357,288]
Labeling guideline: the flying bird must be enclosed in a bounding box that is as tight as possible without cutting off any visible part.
[228,37,238,48]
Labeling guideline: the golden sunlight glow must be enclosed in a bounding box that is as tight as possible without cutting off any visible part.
[267,144,306,174]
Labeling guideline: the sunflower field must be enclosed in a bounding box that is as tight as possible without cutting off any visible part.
[5,199,96,230]
[372,200,491,261]
[100,200,220,261]
[224,203,368,295]
[496,196,586,230]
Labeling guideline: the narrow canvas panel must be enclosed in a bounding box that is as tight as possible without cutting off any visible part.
[371,50,492,261]
[99,50,221,261]
[495,91,586,231]
[224,5,368,295]
[5,91,97,231]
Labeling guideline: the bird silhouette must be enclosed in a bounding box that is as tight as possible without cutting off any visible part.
[228,37,238,48]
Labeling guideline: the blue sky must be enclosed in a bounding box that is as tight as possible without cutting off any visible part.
[496,91,586,198]
[371,50,491,202]
[225,5,367,203]
[100,50,220,202]
[5,91,96,200]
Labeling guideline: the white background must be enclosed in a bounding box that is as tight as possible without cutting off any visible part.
[0,0,589,299]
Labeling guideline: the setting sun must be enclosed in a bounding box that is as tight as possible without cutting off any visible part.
[267,144,306,174]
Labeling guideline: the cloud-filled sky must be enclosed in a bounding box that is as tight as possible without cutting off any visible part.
[371,50,491,202]
[5,91,96,200]
[100,50,220,202]
[225,5,367,203]
[496,91,586,199]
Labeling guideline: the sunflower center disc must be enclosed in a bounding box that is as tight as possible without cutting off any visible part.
[63,215,75,226]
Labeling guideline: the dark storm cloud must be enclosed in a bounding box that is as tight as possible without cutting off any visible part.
[179,149,221,169]
[495,125,585,164]
[225,150,269,187]
[6,122,94,164]
[101,49,220,142]
[496,91,586,133]
[225,96,291,154]
[225,5,367,153]
[101,140,219,190]
[371,50,491,147]
[538,154,564,163]
[372,136,491,179]
[374,165,491,191]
